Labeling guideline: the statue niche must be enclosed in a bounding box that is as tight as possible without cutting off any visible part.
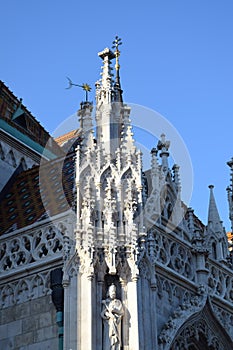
[101,283,124,350]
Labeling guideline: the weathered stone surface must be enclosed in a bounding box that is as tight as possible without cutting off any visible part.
[27,339,58,350]
[34,325,57,342]
[30,296,52,315]
[0,306,16,324]
[15,331,34,347]
[0,337,14,350]
[0,294,57,349]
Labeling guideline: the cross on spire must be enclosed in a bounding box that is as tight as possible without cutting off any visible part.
[112,36,122,78]
[112,36,123,101]
[112,36,122,58]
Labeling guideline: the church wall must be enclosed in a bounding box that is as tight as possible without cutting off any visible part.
[0,217,69,349]
[138,277,154,349]
[156,272,197,335]
[0,295,58,350]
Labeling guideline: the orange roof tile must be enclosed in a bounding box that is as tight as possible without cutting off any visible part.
[55,129,80,146]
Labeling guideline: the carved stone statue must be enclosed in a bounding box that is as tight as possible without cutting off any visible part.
[101,283,124,349]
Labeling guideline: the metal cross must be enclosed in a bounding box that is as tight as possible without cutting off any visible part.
[112,35,122,52]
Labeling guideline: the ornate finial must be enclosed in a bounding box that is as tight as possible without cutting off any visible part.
[157,134,170,171]
[66,77,91,102]
[112,36,123,102]
[157,134,170,151]
[112,35,122,70]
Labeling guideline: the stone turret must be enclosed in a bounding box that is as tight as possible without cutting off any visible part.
[144,134,183,230]
[206,185,228,260]
[64,40,144,350]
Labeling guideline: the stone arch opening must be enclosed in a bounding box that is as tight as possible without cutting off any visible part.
[170,300,233,350]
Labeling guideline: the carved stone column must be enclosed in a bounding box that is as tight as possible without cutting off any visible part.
[63,275,78,350]
[150,280,157,349]
[79,270,94,350]
[119,276,128,348]
[125,254,140,350]
[96,269,105,350]
[127,275,140,350]
[192,229,209,288]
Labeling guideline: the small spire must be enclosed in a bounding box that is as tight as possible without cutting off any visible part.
[98,48,114,88]
[151,148,159,173]
[207,185,229,261]
[112,35,123,102]
[157,134,170,171]
[207,185,222,232]
[172,164,181,191]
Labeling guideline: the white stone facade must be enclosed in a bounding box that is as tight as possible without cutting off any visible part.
[61,45,233,349]
[1,43,233,350]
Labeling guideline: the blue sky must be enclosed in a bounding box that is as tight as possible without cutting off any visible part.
[1,1,233,230]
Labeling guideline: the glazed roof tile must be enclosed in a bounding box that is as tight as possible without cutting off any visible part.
[0,80,63,157]
[55,129,80,146]
[0,119,58,160]
[0,154,75,235]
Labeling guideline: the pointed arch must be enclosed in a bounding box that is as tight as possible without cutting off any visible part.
[14,279,30,303]
[31,274,45,298]
[170,299,233,350]
[121,166,132,180]
[206,235,221,260]
[100,165,112,184]
[7,149,17,167]
[20,157,27,170]
[2,284,14,307]
[79,163,94,182]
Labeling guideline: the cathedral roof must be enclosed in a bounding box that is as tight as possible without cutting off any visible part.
[0,119,58,160]
[0,154,75,235]
[0,80,63,159]
[55,129,80,146]
[55,129,81,153]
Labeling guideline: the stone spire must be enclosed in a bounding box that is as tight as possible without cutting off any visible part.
[95,47,122,157]
[96,48,115,105]
[77,101,94,150]
[207,185,223,233]
[63,40,144,350]
[95,40,131,159]
[78,44,143,245]
[206,185,228,260]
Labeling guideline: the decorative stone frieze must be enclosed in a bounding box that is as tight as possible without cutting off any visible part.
[207,262,233,302]
[0,271,51,308]
[0,224,64,274]
[148,229,195,281]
